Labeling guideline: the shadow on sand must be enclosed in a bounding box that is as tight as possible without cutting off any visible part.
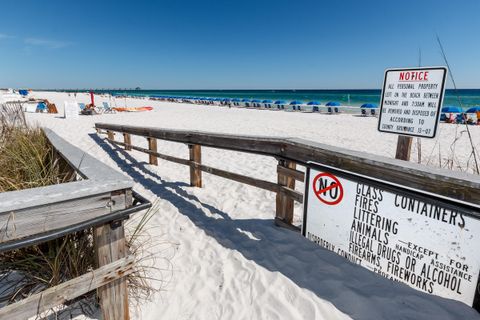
[89,133,479,320]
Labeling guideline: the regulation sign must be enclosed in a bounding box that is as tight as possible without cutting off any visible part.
[64,101,79,119]
[303,163,480,306]
[378,67,447,138]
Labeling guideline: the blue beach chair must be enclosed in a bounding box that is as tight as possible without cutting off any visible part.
[36,102,47,113]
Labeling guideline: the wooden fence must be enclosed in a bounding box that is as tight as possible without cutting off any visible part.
[95,123,480,228]
[0,129,151,320]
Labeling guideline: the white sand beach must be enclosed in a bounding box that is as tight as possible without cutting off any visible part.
[23,91,480,320]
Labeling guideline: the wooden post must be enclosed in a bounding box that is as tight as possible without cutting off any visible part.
[276,160,296,224]
[189,144,202,187]
[147,137,158,165]
[107,130,115,141]
[94,190,132,320]
[395,136,413,161]
[123,133,132,151]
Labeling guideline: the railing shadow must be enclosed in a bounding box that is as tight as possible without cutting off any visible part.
[89,133,479,320]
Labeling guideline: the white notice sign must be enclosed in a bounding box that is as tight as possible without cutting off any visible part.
[378,67,447,138]
[64,101,79,119]
[303,164,480,306]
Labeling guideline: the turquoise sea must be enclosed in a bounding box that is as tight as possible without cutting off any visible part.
[61,89,480,109]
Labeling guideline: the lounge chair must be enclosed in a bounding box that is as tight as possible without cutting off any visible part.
[36,102,47,113]
[440,113,447,122]
[327,107,333,113]
[334,107,339,113]
[102,102,115,113]
[361,109,367,116]
[370,109,376,116]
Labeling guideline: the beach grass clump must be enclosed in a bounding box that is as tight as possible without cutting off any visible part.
[0,126,75,192]
[0,112,165,316]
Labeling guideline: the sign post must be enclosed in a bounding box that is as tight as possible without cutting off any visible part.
[378,67,447,160]
[302,162,480,307]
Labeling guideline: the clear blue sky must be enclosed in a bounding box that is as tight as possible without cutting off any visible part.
[0,0,479,89]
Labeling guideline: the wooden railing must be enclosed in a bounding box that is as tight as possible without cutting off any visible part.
[95,123,480,227]
[0,129,150,320]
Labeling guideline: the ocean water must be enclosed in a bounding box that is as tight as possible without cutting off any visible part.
[63,89,480,109]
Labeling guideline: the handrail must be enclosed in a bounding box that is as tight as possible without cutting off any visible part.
[0,128,147,319]
[95,122,480,206]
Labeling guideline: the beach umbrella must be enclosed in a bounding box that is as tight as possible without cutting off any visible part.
[307,101,320,105]
[361,103,378,108]
[90,91,95,106]
[223,98,232,102]
[441,106,462,113]
[252,99,261,103]
[262,99,273,103]
[274,100,287,104]
[326,101,340,106]
[466,106,480,113]
[242,98,251,102]
[232,98,241,102]
[290,100,303,105]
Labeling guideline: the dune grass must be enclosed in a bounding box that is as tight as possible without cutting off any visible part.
[0,109,164,316]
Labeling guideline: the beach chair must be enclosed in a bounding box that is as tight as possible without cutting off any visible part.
[440,113,447,122]
[370,109,376,116]
[327,107,333,114]
[334,107,339,113]
[78,103,86,110]
[361,109,367,116]
[102,102,115,113]
[36,102,47,113]
[456,113,465,124]
[313,106,319,112]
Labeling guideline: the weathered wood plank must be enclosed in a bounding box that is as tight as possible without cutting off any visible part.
[189,144,202,187]
[0,255,135,320]
[95,123,480,207]
[94,189,132,320]
[0,130,133,215]
[108,139,190,166]
[107,139,303,202]
[123,133,132,151]
[95,220,130,320]
[147,137,158,165]
[395,135,413,161]
[276,160,297,223]
[277,165,305,182]
[0,192,126,244]
[194,162,303,203]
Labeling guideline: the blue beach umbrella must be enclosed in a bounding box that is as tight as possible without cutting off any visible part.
[307,101,320,105]
[326,101,341,106]
[274,100,287,104]
[252,99,261,103]
[441,106,462,113]
[242,98,251,102]
[290,100,303,105]
[232,98,241,102]
[361,103,378,108]
[466,106,480,113]
[262,99,273,103]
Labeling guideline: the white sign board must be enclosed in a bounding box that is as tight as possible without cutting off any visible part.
[303,163,480,306]
[64,101,79,119]
[378,67,447,138]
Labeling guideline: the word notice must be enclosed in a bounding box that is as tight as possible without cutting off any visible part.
[378,67,447,138]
